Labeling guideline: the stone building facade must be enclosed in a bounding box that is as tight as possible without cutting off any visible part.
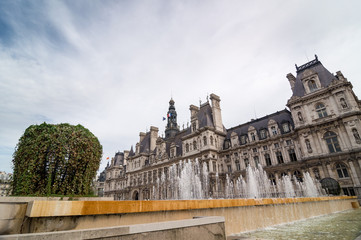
[104,56,361,201]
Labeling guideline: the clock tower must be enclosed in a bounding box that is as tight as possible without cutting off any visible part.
[165,98,179,139]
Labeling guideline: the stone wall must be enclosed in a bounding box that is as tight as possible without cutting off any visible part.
[0,216,226,240]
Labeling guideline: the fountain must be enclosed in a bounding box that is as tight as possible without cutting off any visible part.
[0,159,355,237]
[149,159,324,200]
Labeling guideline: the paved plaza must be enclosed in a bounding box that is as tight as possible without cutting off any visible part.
[229,208,361,240]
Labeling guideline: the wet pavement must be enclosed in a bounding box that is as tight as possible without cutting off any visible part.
[228,208,361,240]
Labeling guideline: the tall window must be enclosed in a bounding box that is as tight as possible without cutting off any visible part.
[227,165,232,173]
[324,131,341,153]
[276,151,284,164]
[336,163,349,178]
[254,156,259,166]
[210,136,214,145]
[316,103,328,118]
[305,139,312,153]
[203,136,207,146]
[265,154,272,166]
[193,140,197,150]
[192,122,197,132]
[308,80,318,92]
[352,128,361,143]
[269,174,276,185]
[186,143,189,152]
[244,158,249,167]
[235,160,241,171]
[288,149,297,162]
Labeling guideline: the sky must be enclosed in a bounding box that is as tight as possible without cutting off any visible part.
[1,0,361,175]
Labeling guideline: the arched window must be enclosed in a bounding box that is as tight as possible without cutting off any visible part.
[297,112,303,122]
[192,122,197,132]
[203,136,207,146]
[294,170,303,182]
[308,79,318,92]
[210,136,214,145]
[276,151,284,164]
[305,139,312,153]
[324,131,341,153]
[352,128,361,143]
[186,143,189,152]
[316,103,328,118]
[193,140,197,150]
[340,98,348,109]
[336,163,349,178]
[264,154,272,166]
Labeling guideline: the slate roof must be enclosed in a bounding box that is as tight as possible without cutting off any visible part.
[139,132,151,153]
[225,109,294,139]
[197,102,214,128]
[114,152,124,166]
[292,58,337,97]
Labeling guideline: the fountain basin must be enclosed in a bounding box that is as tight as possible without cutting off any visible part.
[11,196,354,236]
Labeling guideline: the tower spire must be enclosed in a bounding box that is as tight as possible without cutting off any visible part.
[165,98,179,139]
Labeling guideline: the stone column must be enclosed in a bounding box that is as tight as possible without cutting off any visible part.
[348,160,361,185]
[326,163,337,179]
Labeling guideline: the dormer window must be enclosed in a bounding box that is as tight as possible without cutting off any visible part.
[240,135,248,145]
[308,79,318,92]
[316,103,328,118]
[260,129,267,139]
[251,132,256,141]
[282,123,290,133]
[271,126,277,136]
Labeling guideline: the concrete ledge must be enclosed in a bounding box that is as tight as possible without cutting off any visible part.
[0,216,226,240]
[0,197,113,202]
[26,196,356,217]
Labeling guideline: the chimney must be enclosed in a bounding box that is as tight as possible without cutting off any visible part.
[150,126,159,152]
[210,93,224,132]
[139,132,146,143]
[286,73,296,92]
[189,105,199,119]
